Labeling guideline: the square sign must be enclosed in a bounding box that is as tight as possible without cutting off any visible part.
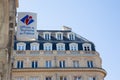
[17,12,37,41]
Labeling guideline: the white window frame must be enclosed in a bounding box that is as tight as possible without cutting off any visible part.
[57,43,65,51]
[31,60,38,68]
[59,60,65,68]
[30,43,39,51]
[44,32,51,40]
[46,60,52,68]
[44,43,52,51]
[82,43,91,51]
[87,60,94,68]
[56,32,63,40]
[17,42,26,51]
[17,60,23,68]
[69,43,78,51]
[73,60,79,68]
[68,32,75,40]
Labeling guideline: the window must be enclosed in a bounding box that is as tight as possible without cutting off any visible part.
[57,43,65,51]
[89,77,96,80]
[46,77,52,80]
[29,77,39,80]
[87,61,93,68]
[16,77,24,80]
[74,76,81,80]
[69,43,78,51]
[82,43,91,51]
[44,43,52,51]
[46,60,52,68]
[73,61,79,68]
[17,42,26,50]
[31,61,38,68]
[59,60,65,68]
[44,32,51,40]
[68,32,75,40]
[30,43,39,51]
[60,76,67,80]
[17,61,23,68]
[56,32,63,40]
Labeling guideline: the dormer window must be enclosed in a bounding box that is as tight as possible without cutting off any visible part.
[56,32,63,40]
[44,32,51,40]
[30,43,39,51]
[68,32,75,40]
[69,43,78,51]
[57,43,65,51]
[82,43,91,51]
[44,43,52,51]
[17,42,26,51]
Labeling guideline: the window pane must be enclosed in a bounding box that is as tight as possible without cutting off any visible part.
[29,77,39,80]
[89,77,96,80]
[46,61,52,68]
[45,33,50,40]
[73,61,79,67]
[57,44,65,51]
[32,61,38,68]
[46,77,51,80]
[57,33,63,40]
[87,61,93,68]
[74,76,81,80]
[44,44,52,51]
[60,76,67,80]
[31,45,38,50]
[35,61,38,68]
[32,61,34,68]
[21,61,23,68]
[16,77,24,80]
[59,61,65,68]
[17,61,20,68]
[17,61,23,68]
[69,34,73,40]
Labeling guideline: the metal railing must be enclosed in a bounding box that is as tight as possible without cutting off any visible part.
[15,50,98,56]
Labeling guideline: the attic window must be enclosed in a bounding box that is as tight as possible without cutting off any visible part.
[82,43,91,51]
[17,42,26,50]
[44,32,51,40]
[56,32,63,40]
[68,32,75,40]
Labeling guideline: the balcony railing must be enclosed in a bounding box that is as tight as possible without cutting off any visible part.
[14,50,98,56]
[16,51,26,56]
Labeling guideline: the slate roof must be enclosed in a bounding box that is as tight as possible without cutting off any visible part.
[14,29,95,51]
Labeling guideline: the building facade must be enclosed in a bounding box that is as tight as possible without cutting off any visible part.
[12,25,106,80]
[0,0,18,80]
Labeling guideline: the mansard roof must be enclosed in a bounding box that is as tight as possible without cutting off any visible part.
[14,28,96,51]
[36,30,91,43]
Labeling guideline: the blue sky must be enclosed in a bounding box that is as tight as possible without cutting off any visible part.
[18,0,120,80]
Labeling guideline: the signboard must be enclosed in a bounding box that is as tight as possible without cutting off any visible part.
[17,12,37,41]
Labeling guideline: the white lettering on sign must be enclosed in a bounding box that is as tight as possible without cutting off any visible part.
[19,26,35,35]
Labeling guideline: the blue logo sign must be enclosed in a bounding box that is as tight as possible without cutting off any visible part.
[21,15,34,25]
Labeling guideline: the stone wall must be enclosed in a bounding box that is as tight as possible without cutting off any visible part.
[0,0,18,80]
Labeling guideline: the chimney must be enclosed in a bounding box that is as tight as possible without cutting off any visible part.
[62,26,72,31]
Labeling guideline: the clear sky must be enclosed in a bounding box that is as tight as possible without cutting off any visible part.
[18,0,120,80]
